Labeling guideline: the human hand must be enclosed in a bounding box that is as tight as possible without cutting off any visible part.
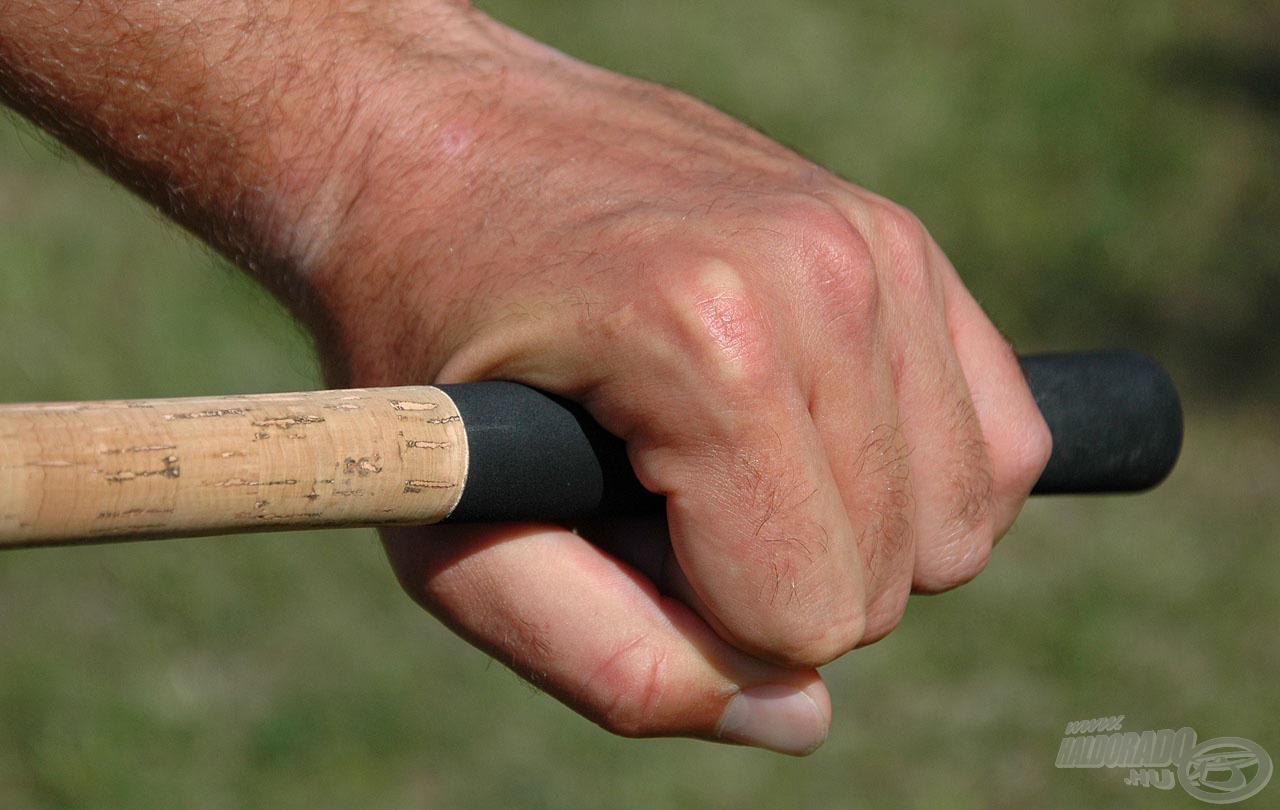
[303,8,1052,755]
[0,0,1050,755]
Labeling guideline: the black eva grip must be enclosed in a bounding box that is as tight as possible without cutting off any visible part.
[442,350,1183,523]
[1020,350,1183,494]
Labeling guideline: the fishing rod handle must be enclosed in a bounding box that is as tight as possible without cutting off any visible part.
[0,350,1181,548]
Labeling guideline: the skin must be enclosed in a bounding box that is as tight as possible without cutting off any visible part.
[0,0,1051,754]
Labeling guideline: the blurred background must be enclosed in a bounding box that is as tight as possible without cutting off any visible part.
[1,1,1276,807]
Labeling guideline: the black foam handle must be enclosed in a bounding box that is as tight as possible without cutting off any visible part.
[1021,350,1183,494]
[443,382,660,523]
[443,350,1183,522]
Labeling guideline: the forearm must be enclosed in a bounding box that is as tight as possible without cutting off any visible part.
[0,0,481,330]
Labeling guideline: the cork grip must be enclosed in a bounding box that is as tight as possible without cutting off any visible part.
[0,387,469,548]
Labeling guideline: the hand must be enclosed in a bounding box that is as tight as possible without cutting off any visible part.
[0,0,1051,756]
[307,10,1052,754]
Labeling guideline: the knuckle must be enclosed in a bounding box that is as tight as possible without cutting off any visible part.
[916,534,995,594]
[858,582,912,646]
[659,259,779,391]
[871,199,938,304]
[953,536,995,583]
[789,196,876,276]
[786,198,882,330]
[976,347,1054,498]
[1012,411,1055,489]
[583,634,671,738]
[763,606,867,668]
[873,199,929,259]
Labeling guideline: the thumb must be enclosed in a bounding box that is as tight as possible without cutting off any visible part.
[381,522,831,756]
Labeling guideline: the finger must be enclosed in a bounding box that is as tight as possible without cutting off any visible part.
[940,272,1053,544]
[628,384,866,668]
[799,303,915,646]
[807,190,990,613]
[607,265,877,668]
[892,326,996,595]
[833,179,1049,537]
[877,233,1001,597]
[380,522,832,756]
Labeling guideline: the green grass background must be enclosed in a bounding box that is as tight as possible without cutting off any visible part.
[1,1,1277,807]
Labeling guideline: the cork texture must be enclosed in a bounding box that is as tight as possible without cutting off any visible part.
[0,386,467,547]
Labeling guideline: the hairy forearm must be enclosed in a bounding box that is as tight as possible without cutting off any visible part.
[0,0,481,326]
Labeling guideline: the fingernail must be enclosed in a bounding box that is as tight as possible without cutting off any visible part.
[716,684,829,756]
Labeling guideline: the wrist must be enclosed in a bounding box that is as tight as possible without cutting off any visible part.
[297,9,560,387]
[244,1,500,336]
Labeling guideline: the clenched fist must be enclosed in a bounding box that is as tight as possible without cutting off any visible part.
[0,0,1051,755]
[309,11,1052,754]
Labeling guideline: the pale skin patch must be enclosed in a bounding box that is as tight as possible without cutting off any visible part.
[603,302,637,333]
[696,293,755,357]
[682,261,770,385]
[429,120,478,163]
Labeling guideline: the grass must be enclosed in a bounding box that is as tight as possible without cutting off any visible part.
[1,1,1277,807]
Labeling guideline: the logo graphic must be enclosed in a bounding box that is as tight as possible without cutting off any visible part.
[1180,738,1273,805]
[1056,716,1272,804]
